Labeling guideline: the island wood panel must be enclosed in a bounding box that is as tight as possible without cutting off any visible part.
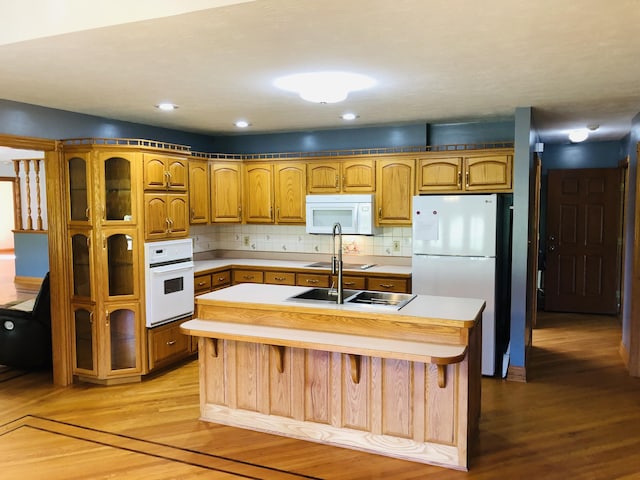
[196,334,471,469]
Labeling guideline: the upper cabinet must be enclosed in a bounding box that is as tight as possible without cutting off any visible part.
[275,162,306,223]
[142,153,188,191]
[67,152,93,225]
[98,152,139,225]
[188,159,210,224]
[307,158,375,193]
[376,158,414,225]
[210,162,243,223]
[244,163,274,223]
[416,152,513,193]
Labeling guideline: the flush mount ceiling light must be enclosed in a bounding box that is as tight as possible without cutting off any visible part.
[568,128,589,143]
[234,120,250,128]
[274,71,376,104]
[341,113,359,121]
[155,103,178,111]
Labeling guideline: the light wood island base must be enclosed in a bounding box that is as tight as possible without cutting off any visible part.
[182,284,484,471]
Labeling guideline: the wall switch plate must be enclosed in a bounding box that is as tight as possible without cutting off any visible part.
[392,240,400,252]
[243,236,250,246]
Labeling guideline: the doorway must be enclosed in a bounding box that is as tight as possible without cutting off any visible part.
[544,168,622,314]
[0,177,15,252]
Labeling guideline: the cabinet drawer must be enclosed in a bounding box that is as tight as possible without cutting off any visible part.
[233,269,264,284]
[366,277,409,293]
[211,270,231,289]
[265,271,296,285]
[297,273,330,288]
[332,275,366,290]
[148,321,191,370]
[194,273,212,294]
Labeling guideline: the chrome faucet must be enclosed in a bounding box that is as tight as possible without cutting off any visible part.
[331,222,344,304]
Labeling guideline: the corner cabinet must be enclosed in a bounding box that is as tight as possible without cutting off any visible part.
[64,147,146,383]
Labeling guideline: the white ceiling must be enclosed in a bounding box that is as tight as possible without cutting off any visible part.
[1,0,639,145]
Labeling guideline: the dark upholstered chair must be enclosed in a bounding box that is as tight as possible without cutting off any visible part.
[0,272,51,369]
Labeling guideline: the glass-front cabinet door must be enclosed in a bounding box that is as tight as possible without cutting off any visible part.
[104,303,141,375]
[99,153,137,224]
[71,304,97,376]
[69,229,93,301]
[67,153,92,224]
[102,228,139,301]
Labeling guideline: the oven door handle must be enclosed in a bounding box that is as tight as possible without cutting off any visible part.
[149,262,195,275]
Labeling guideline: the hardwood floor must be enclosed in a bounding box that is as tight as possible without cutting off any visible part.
[1,311,639,478]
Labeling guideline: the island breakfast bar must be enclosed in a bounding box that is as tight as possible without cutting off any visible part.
[181,283,484,470]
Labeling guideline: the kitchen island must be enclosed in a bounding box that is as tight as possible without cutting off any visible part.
[181,283,484,471]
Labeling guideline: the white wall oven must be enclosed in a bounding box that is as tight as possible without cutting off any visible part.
[144,239,194,328]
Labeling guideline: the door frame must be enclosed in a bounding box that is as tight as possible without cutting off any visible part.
[0,134,71,386]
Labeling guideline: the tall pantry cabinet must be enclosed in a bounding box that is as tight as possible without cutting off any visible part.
[63,142,190,384]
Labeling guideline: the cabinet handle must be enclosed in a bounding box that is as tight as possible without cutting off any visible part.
[457,171,462,187]
[166,340,177,346]
[378,207,382,219]
[276,207,280,220]
[466,171,469,188]
[89,311,94,324]
[274,276,286,281]
[344,281,355,286]
[217,276,226,281]
[191,208,195,220]
[306,279,319,284]
[105,309,110,327]
[198,281,206,286]
[86,236,91,248]
[379,283,394,289]
[335,174,339,189]
[85,207,91,220]
[243,275,254,280]
[342,175,346,188]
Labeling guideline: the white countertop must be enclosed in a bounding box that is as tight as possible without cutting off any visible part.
[194,258,412,275]
[196,283,484,325]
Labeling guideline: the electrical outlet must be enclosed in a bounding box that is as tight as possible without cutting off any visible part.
[243,236,250,246]
[392,240,400,252]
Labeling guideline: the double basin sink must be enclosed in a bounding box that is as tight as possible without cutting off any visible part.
[287,288,416,310]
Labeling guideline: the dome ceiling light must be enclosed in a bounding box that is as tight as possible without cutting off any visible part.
[234,120,250,128]
[274,71,376,104]
[568,128,589,143]
[155,103,178,111]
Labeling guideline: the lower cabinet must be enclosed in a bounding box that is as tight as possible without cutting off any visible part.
[147,319,193,371]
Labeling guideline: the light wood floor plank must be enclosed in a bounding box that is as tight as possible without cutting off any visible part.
[1,312,640,478]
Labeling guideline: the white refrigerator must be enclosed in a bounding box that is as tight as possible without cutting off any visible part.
[412,194,498,376]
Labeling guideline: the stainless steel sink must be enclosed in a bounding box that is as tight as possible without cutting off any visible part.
[286,288,360,303]
[286,288,416,310]
[346,291,416,309]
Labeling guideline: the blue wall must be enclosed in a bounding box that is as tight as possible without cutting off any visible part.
[212,119,515,154]
[0,99,217,151]
[13,232,49,278]
[541,140,626,173]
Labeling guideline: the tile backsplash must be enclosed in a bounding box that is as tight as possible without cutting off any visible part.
[190,224,412,257]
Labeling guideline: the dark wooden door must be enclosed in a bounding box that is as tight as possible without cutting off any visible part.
[545,168,621,314]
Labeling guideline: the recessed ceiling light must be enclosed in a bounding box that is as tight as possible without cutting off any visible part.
[568,128,589,143]
[156,103,178,111]
[235,120,250,128]
[341,113,358,121]
[274,71,376,104]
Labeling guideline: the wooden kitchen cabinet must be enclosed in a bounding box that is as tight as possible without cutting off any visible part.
[244,163,274,223]
[232,269,265,284]
[143,193,189,240]
[376,158,414,225]
[416,151,513,193]
[142,153,188,191]
[265,271,296,285]
[210,162,243,223]
[465,153,512,191]
[307,158,375,193]
[366,276,409,293]
[274,162,306,223]
[188,158,210,224]
[148,319,192,371]
[66,152,93,225]
[195,270,231,294]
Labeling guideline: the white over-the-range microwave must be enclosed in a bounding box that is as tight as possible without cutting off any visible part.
[305,194,379,235]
